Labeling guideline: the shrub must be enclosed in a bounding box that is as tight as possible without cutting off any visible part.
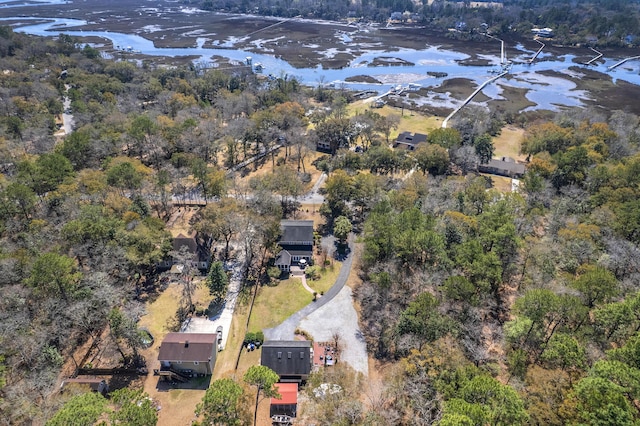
[305,265,321,280]
[243,331,265,346]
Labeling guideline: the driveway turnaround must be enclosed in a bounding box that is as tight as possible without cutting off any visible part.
[263,236,367,375]
[298,285,368,375]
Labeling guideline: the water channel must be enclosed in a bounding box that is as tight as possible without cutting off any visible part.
[2,14,640,111]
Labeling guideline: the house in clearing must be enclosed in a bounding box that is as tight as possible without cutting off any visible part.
[393,131,428,151]
[261,340,313,382]
[158,232,210,272]
[157,333,217,380]
[274,220,314,272]
[478,156,526,178]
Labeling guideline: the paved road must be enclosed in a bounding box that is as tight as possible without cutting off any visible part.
[299,172,327,205]
[263,234,354,341]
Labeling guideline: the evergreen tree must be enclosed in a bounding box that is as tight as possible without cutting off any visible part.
[207,261,229,300]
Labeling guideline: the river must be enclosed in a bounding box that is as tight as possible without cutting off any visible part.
[2,13,640,111]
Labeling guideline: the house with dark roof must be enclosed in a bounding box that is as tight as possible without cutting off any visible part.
[274,220,314,272]
[270,383,298,418]
[157,333,217,377]
[393,131,428,151]
[261,340,312,382]
[316,140,332,153]
[478,156,526,178]
[158,232,210,272]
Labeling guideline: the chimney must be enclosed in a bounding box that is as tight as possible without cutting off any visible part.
[185,341,189,348]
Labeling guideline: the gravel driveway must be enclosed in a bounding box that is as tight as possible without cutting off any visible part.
[298,285,368,375]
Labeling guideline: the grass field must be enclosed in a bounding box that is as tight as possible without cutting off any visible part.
[347,100,443,141]
[306,263,341,294]
[493,125,526,161]
[247,278,313,333]
[485,174,514,192]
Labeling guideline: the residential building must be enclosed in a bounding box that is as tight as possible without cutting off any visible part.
[274,220,314,272]
[316,140,332,153]
[157,333,217,378]
[158,232,210,271]
[270,383,298,418]
[261,340,313,382]
[393,131,428,151]
[478,156,526,178]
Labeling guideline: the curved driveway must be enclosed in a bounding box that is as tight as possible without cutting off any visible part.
[263,236,368,375]
[263,235,354,341]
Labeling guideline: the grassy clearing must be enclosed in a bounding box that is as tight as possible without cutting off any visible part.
[213,306,248,379]
[138,283,182,339]
[297,204,324,222]
[493,125,526,161]
[247,279,313,333]
[306,262,341,294]
[484,174,514,193]
[347,100,442,141]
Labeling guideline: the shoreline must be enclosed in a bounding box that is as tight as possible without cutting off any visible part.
[4,2,640,115]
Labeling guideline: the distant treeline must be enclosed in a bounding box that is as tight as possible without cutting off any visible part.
[197,0,640,46]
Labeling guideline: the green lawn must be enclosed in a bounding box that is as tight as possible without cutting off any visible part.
[247,278,313,332]
[347,100,442,141]
[306,262,341,294]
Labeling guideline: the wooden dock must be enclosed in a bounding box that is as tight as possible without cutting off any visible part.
[608,55,640,71]
[442,70,508,128]
[585,47,603,65]
[528,39,545,64]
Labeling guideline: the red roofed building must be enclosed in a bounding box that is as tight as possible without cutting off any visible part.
[270,383,298,418]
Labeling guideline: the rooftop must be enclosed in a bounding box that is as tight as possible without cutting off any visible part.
[158,333,217,362]
[262,340,312,348]
[280,220,314,243]
[271,383,298,405]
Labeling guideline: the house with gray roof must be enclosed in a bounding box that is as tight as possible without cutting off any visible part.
[261,340,313,382]
[393,131,428,151]
[478,156,526,178]
[274,220,314,272]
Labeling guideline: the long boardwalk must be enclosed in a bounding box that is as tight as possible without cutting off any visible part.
[608,55,640,71]
[442,70,508,128]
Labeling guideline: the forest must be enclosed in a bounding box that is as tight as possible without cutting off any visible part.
[1,12,640,425]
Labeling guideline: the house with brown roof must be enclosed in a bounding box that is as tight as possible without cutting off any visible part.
[274,220,314,272]
[158,232,210,272]
[157,333,217,377]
